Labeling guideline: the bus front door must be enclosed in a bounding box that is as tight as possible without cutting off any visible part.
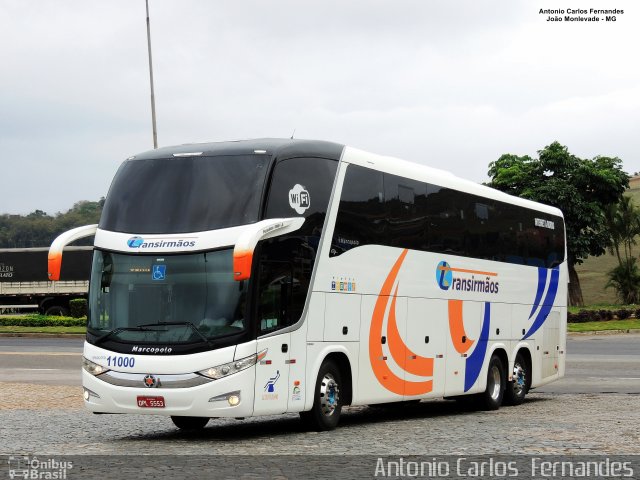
[253,261,293,415]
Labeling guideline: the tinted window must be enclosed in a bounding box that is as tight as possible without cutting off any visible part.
[331,164,386,256]
[330,164,565,267]
[257,157,338,333]
[100,155,270,234]
[425,186,466,256]
[87,249,249,354]
[384,174,428,251]
[264,157,338,238]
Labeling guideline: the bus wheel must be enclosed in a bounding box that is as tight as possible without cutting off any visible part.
[300,360,342,431]
[504,352,529,406]
[477,354,505,410]
[171,416,209,430]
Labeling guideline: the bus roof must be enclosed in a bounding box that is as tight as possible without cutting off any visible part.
[343,146,564,218]
[131,138,344,162]
[129,138,563,219]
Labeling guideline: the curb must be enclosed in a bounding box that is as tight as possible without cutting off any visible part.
[0,333,85,339]
[568,329,640,336]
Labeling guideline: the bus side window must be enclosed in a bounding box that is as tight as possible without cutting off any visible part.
[425,186,465,255]
[331,165,385,256]
[384,174,428,251]
[264,157,338,246]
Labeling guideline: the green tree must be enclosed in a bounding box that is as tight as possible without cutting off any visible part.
[607,258,640,304]
[604,196,640,303]
[0,199,103,248]
[605,196,640,265]
[488,141,628,306]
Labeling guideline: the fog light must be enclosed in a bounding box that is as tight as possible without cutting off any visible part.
[209,390,241,405]
[83,387,100,400]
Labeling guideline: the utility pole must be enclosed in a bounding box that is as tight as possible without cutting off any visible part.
[146,0,158,148]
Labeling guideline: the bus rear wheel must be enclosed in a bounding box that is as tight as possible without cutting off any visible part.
[171,416,209,430]
[476,354,505,410]
[504,352,529,406]
[300,360,342,431]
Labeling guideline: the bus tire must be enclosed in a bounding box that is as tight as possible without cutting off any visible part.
[503,352,529,406]
[300,360,342,431]
[171,416,209,430]
[477,354,505,410]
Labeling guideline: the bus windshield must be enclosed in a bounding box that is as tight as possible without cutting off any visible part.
[99,154,270,234]
[87,249,248,346]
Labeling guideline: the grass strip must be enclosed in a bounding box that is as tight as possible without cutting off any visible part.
[567,319,640,333]
[0,326,86,334]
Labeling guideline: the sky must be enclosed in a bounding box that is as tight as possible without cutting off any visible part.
[1,0,638,215]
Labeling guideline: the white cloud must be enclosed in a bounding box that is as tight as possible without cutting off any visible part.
[0,0,638,214]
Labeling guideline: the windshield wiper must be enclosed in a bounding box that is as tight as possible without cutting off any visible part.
[93,322,211,346]
[93,326,157,346]
[138,322,211,345]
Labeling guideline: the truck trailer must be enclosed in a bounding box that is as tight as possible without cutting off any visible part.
[0,246,92,315]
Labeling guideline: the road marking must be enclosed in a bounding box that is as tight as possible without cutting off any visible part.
[585,376,640,380]
[0,352,80,356]
[9,368,63,371]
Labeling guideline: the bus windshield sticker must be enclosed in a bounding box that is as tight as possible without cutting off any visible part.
[152,264,166,281]
[288,184,310,214]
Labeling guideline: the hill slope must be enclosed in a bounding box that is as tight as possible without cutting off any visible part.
[575,182,640,305]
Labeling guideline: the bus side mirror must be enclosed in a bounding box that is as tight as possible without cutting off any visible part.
[48,224,98,281]
[233,217,305,281]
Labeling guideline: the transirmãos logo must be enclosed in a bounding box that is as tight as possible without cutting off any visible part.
[436,261,499,294]
[436,261,453,289]
[127,236,196,249]
[127,236,144,248]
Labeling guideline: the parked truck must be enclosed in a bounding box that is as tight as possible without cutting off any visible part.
[0,246,92,315]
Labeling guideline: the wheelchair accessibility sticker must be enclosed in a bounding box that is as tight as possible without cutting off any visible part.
[152,264,166,281]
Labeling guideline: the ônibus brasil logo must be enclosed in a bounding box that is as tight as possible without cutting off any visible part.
[127,236,196,249]
[436,260,499,294]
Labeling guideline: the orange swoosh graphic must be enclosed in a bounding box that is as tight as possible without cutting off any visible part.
[448,299,475,354]
[387,285,434,377]
[369,249,433,396]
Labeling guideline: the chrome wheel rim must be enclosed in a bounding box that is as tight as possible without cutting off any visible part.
[319,373,340,416]
[512,362,526,396]
[489,365,501,401]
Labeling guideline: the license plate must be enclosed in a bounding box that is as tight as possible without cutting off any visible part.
[137,396,165,408]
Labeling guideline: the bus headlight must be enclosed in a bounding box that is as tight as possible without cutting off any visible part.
[83,357,109,376]
[198,349,267,380]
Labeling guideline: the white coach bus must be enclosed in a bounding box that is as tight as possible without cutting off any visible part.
[49,139,567,431]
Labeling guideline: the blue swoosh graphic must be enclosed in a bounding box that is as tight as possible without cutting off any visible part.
[523,267,559,340]
[529,267,548,319]
[464,302,491,392]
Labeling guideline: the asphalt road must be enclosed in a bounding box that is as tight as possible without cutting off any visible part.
[536,333,640,394]
[0,337,82,385]
[0,333,638,474]
[0,333,638,393]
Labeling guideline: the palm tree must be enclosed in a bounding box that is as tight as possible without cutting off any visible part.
[605,195,640,303]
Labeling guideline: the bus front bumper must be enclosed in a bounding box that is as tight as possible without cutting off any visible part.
[82,368,256,418]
